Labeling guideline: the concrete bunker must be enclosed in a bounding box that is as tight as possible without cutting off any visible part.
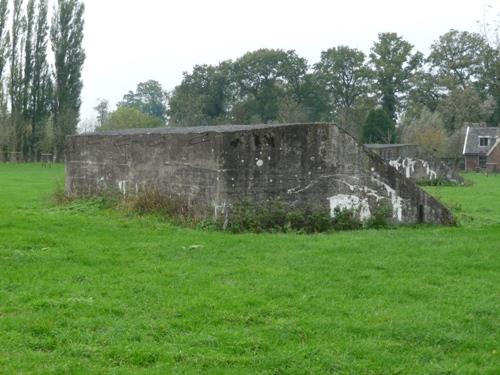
[365,144,464,184]
[65,123,454,225]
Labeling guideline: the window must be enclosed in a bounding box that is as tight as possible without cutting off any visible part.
[479,137,489,147]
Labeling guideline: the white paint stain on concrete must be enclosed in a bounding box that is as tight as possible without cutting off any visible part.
[214,201,228,218]
[422,161,437,180]
[371,177,404,221]
[390,157,438,180]
[390,157,416,178]
[363,186,385,201]
[118,180,127,195]
[328,194,371,220]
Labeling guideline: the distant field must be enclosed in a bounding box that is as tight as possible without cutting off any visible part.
[0,164,499,374]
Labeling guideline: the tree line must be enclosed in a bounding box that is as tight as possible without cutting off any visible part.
[99,27,498,158]
[0,0,84,162]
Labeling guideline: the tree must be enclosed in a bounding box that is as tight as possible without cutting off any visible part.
[0,0,8,82]
[231,49,308,123]
[0,0,9,155]
[276,95,309,123]
[167,87,208,127]
[23,0,35,117]
[168,62,232,126]
[169,50,315,126]
[23,0,52,160]
[78,117,96,134]
[119,80,167,123]
[51,0,85,160]
[94,98,109,127]
[294,72,331,122]
[96,107,163,132]
[314,46,371,127]
[428,30,490,91]
[478,9,500,125]
[10,0,25,156]
[437,87,494,133]
[407,71,442,113]
[486,47,500,125]
[370,32,423,122]
[362,108,396,144]
[344,95,378,139]
[401,107,447,156]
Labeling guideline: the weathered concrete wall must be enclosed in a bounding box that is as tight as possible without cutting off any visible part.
[366,144,464,184]
[66,124,454,225]
[365,144,419,161]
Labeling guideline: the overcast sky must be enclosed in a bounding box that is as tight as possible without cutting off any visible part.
[80,0,500,123]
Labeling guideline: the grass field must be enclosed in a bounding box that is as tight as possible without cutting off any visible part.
[0,164,499,374]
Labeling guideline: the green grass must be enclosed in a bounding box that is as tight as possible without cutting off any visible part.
[0,164,499,374]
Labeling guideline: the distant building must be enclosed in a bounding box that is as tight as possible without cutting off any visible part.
[486,139,500,173]
[463,126,500,171]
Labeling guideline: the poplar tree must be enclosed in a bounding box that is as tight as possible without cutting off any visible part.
[24,0,51,159]
[23,0,34,117]
[51,0,85,160]
[0,0,9,81]
[10,0,25,156]
[0,0,9,157]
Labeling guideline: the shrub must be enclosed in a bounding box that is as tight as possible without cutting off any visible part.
[364,202,392,229]
[52,179,72,205]
[308,210,334,233]
[125,187,200,226]
[227,200,363,234]
[226,200,260,233]
[254,199,289,232]
[416,177,457,187]
[53,183,398,234]
[288,208,334,234]
[331,208,362,231]
[52,180,121,209]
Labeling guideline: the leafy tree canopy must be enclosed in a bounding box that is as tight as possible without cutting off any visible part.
[232,49,308,123]
[315,46,371,111]
[96,107,163,132]
[118,80,167,123]
[362,108,396,144]
[401,107,447,156]
[428,29,490,91]
[370,32,423,122]
[168,62,232,127]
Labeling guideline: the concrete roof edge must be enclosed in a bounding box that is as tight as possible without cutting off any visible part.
[70,123,340,138]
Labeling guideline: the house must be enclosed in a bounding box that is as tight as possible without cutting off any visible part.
[486,139,500,173]
[66,123,453,225]
[463,126,500,171]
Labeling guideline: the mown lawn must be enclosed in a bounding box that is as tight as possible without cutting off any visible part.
[0,164,499,374]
